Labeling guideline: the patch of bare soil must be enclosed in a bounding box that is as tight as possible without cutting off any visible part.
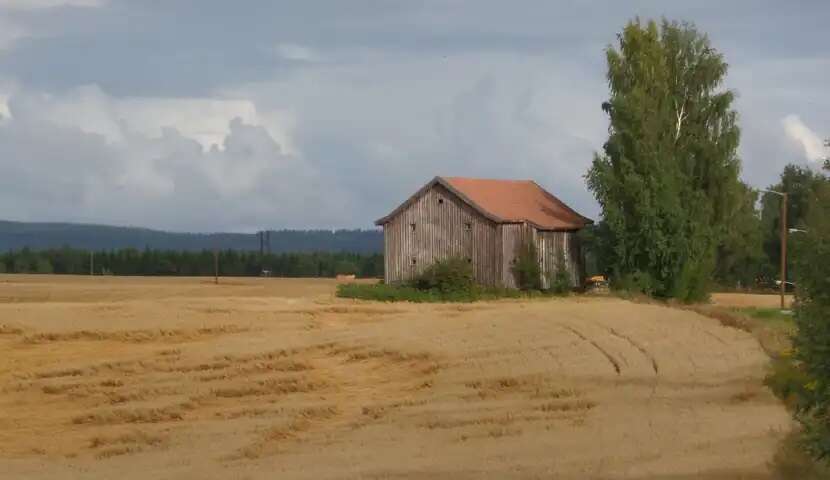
[0,275,791,479]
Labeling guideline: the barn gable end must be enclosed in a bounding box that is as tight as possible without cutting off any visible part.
[381,183,499,286]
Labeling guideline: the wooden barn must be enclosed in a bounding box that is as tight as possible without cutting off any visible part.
[375,176,593,289]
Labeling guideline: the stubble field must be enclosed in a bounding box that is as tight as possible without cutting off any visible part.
[0,275,792,479]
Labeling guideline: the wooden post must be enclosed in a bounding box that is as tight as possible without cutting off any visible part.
[780,193,788,310]
[213,248,219,285]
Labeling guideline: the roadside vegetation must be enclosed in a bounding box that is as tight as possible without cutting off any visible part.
[784,176,830,462]
[708,145,829,472]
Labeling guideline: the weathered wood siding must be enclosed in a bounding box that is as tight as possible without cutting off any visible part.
[382,186,584,289]
[497,223,534,289]
[537,231,582,288]
[383,184,498,285]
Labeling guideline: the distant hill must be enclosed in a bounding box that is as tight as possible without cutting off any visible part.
[0,221,383,253]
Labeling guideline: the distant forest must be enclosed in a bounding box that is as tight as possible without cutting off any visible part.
[0,220,382,253]
[0,248,384,278]
[0,220,384,278]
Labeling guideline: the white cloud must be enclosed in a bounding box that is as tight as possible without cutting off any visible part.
[275,43,321,63]
[782,114,825,163]
[9,85,296,153]
[0,85,345,231]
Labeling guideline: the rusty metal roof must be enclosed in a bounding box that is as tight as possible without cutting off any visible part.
[375,176,593,230]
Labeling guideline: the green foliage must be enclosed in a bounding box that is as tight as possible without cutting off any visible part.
[0,248,383,278]
[770,431,830,480]
[336,282,524,303]
[34,258,53,274]
[548,251,572,296]
[412,257,475,295]
[761,165,829,282]
[337,283,440,302]
[339,257,534,303]
[765,356,812,409]
[739,307,795,325]
[334,260,359,275]
[512,241,541,291]
[715,182,765,288]
[577,222,615,278]
[790,179,830,461]
[614,271,656,297]
[586,18,742,302]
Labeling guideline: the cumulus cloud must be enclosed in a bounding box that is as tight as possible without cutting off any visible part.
[782,114,825,163]
[8,85,296,153]
[0,85,349,231]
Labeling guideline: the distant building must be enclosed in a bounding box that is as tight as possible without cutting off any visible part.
[375,176,593,289]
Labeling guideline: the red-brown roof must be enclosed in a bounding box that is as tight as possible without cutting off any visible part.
[375,176,592,230]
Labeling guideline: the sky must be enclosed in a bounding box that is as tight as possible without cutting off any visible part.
[0,0,827,232]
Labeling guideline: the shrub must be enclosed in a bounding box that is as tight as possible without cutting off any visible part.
[765,356,812,409]
[790,181,830,461]
[548,251,572,296]
[336,283,438,302]
[512,240,541,291]
[334,260,359,275]
[614,271,656,297]
[336,282,527,303]
[412,257,474,295]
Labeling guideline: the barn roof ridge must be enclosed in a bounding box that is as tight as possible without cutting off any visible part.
[374,176,592,230]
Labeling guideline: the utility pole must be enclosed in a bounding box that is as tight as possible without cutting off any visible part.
[89,251,94,276]
[824,138,829,170]
[762,189,788,310]
[780,192,788,310]
[213,248,219,285]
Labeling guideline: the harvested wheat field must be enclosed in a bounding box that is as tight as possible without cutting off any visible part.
[0,275,792,479]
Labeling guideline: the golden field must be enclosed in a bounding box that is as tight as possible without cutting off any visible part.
[0,275,792,479]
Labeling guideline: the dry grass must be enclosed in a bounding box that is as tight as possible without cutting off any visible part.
[537,399,597,413]
[89,430,166,449]
[0,324,24,335]
[209,377,325,399]
[23,325,250,344]
[72,406,185,425]
[0,276,794,479]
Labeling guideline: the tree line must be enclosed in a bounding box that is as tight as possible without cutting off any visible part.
[0,222,383,253]
[584,17,829,463]
[583,163,829,292]
[0,247,383,278]
[583,18,829,298]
